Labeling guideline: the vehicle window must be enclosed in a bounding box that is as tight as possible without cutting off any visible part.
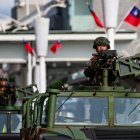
[11,114,22,133]
[55,97,108,125]
[0,114,7,133]
[115,98,140,125]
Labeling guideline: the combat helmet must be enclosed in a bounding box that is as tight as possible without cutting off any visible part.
[93,36,110,49]
[0,75,8,81]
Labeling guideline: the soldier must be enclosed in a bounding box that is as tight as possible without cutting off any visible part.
[84,37,113,122]
[84,36,117,86]
[0,75,8,94]
[0,75,16,105]
[84,36,110,85]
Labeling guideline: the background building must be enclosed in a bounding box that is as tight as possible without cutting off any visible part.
[0,0,139,88]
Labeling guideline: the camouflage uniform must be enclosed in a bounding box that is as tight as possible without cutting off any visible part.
[0,75,8,94]
[0,75,16,105]
[84,37,112,85]
[0,75,9,105]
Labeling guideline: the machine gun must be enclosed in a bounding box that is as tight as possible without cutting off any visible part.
[90,50,117,86]
[93,50,117,69]
[96,50,140,87]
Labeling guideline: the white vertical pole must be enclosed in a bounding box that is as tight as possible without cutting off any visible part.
[27,53,32,85]
[34,64,40,88]
[106,28,115,50]
[35,17,49,93]
[102,0,119,50]
[25,0,32,85]
[25,0,30,15]
[39,57,46,93]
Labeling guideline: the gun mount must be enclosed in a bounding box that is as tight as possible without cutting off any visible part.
[89,50,140,88]
[116,53,140,77]
[95,50,117,69]
[93,50,117,87]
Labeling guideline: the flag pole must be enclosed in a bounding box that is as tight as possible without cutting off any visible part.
[35,18,49,93]
[115,20,124,33]
[27,53,32,85]
[115,5,134,33]
[22,38,33,85]
[102,0,120,50]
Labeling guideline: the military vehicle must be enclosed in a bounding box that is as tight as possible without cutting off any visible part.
[20,50,140,140]
[0,83,38,140]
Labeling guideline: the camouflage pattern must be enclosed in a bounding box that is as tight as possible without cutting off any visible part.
[84,37,113,85]
[93,36,110,49]
[84,55,102,86]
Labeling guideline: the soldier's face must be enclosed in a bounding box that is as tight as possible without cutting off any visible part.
[0,80,7,86]
[96,45,108,52]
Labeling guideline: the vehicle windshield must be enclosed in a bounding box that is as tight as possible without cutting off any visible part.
[0,113,22,133]
[54,97,140,126]
[115,98,140,125]
[0,114,7,133]
[11,114,22,133]
[55,97,108,125]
